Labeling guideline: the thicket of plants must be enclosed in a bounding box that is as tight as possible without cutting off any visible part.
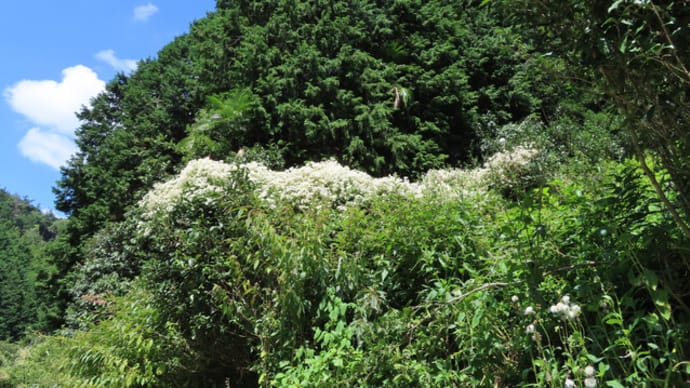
[2,0,690,386]
[4,142,689,386]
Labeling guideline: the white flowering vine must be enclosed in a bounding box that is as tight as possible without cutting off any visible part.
[138,146,538,220]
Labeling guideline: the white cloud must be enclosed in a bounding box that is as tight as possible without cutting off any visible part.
[133,3,158,22]
[4,65,105,169]
[96,49,138,72]
[4,65,105,134]
[18,128,78,170]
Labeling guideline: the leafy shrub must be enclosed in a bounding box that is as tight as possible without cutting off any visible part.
[132,157,528,384]
[2,335,79,387]
[480,108,628,184]
[65,219,146,329]
[4,284,196,387]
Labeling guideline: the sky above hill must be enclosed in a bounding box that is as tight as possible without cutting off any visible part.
[0,1,216,214]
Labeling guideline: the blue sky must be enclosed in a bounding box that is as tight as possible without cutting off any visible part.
[1,1,216,214]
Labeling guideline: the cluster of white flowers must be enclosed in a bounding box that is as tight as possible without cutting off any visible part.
[139,157,240,218]
[550,295,582,320]
[516,293,597,387]
[138,145,538,218]
[482,145,539,189]
[517,294,584,343]
[421,145,538,195]
[245,159,418,211]
[564,365,597,388]
[418,168,484,197]
[583,365,597,387]
[520,304,542,341]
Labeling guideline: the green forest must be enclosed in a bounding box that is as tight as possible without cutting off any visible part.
[2,0,690,386]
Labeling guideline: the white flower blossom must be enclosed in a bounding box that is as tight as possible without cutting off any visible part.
[139,157,240,220]
[482,145,538,189]
[584,376,597,388]
[511,295,519,303]
[524,306,536,315]
[550,295,582,321]
[584,365,595,377]
[564,377,575,388]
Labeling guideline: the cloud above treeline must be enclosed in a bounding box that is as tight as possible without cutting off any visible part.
[18,128,78,170]
[5,65,104,133]
[4,65,106,169]
[96,49,138,72]
[133,3,158,22]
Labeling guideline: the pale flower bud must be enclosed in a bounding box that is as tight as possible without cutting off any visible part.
[526,323,536,334]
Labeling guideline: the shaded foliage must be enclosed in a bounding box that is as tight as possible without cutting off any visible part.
[508,0,690,239]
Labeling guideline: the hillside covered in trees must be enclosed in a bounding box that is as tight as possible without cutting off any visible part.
[2,0,690,386]
[0,189,61,340]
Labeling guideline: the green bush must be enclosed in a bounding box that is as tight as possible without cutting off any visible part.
[8,156,689,386]
[3,284,197,387]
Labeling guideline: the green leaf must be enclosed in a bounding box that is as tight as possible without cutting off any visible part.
[606,380,626,388]
[642,270,658,290]
[586,354,604,363]
[619,36,629,53]
[608,0,624,13]
[652,289,672,321]
[471,310,483,329]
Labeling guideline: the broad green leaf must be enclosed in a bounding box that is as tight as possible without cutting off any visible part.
[606,380,626,388]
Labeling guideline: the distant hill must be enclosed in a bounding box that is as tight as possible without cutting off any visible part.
[0,189,57,239]
[0,188,61,340]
